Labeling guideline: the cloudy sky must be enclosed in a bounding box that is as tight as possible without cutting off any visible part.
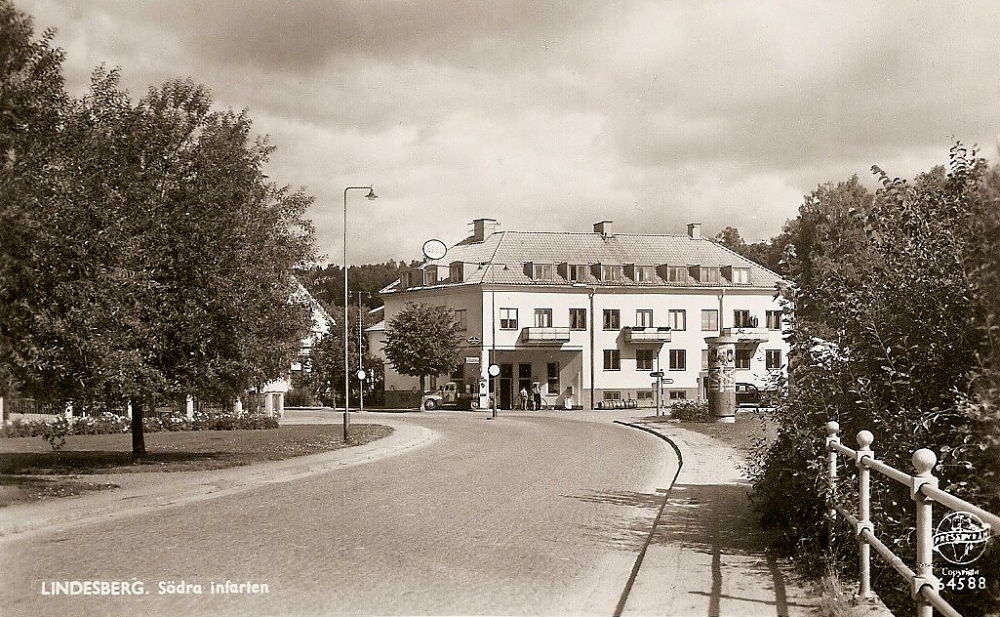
[18,0,1000,263]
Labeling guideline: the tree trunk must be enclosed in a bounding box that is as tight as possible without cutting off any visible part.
[131,398,147,460]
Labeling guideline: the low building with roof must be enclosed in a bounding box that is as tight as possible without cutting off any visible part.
[370,218,788,410]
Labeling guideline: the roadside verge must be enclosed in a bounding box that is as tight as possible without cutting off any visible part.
[0,419,435,541]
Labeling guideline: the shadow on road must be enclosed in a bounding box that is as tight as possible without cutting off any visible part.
[566,483,809,616]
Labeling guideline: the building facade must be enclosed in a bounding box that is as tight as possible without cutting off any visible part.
[370,219,788,410]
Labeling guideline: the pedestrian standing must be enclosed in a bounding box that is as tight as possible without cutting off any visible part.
[519,386,529,410]
[532,382,542,411]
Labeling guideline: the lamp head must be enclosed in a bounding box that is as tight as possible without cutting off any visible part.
[366,188,378,200]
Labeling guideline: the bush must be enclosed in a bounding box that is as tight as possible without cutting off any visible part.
[669,400,711,422]
[749,146,1000,615]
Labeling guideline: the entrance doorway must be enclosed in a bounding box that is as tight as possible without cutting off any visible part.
[518,363,532,409]
[499,364,513,408]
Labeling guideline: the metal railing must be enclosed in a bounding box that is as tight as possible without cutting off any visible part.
[824,421,999,617]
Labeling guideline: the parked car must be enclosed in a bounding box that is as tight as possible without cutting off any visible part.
[735,382,763,407]
[421,381,480,410]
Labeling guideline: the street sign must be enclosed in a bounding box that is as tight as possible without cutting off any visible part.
[468,336,482,345]
[488,363,501,377]
[355,369,367,381]
[649,371,664,377]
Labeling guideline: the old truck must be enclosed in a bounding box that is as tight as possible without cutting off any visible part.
[420,381,481,410]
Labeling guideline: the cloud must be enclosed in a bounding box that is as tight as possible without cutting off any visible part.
[16,0,1000,264]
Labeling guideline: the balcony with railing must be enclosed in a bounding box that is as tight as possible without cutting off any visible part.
[521,327,572,344]
[722,327,770,342]
[623,326,672,344]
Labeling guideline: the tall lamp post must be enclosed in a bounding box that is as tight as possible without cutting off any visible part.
[343,186,377,441]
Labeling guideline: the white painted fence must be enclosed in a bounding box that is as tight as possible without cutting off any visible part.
[825,421,998,617]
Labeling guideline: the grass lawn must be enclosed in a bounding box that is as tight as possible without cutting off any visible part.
[640,409,777,455]
[0,423,392,507]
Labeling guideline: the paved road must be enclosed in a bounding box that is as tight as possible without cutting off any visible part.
[0,412,674,616]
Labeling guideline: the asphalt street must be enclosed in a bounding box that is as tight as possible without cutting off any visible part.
[0,412,675,616]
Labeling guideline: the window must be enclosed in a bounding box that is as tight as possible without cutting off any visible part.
[603,349,621,371]
[454,309,467,331]
[634,265,655,282]
[668,309,686,331]
[450,263,464,283]
[569,264,588,281]
[547,362,559,393]
[601,264,623,281]
[603,391,622,400]
[766,310,782,330]
[736,348,753,370]
[700,267,721,283]
[701,349,710,369]
[731,267,750,284]
[534,308,553,328]
[569,308,587,330]
[669,349,687,371]
[701,309,718,331]
[532,263,553,280]
[766,349,783,370]
[499,308,518,330]
[603,309,621,330]
[667,266,687,282]
[734,309,755,328]
[636,349,656,371]
[669,390,687,400]
[637,390,654,401]
[636,309,653,328]
[424,266,438,284]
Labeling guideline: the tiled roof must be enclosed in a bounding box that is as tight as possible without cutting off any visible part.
[398,229,782,290]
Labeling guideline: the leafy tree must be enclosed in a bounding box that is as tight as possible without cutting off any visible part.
[301,303,369,408]
[714,225,792,275]
[750,145,1000,615]
[0,0,68,399]
[382,303,462,395]
[7,63,314,457]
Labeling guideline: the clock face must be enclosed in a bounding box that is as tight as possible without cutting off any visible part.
[422,239,448,260]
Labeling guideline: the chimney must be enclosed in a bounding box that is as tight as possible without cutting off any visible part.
[687,223,702,239]
[472,218,499,242]
[593,220,613,237]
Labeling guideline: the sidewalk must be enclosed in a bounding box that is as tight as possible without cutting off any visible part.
[617,419,893,617]
[0,418,435,541]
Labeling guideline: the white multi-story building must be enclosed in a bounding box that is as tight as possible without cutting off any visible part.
[370,218,787,410]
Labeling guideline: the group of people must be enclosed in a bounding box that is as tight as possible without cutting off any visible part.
[519,383,544,410]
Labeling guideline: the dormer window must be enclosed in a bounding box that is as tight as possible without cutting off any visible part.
[731,267,750,284]
[568,264,588,281]
[533,263,553,281]
[450,262,464,283]
[424,265,438,285]
[665,266,687,282]
[699,267,721,283]
[600,264,623,281]
[634,265,655,282]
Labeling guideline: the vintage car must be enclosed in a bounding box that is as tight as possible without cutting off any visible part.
[420,381,480,410]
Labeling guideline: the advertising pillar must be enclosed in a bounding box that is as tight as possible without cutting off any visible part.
[706,336,737,423]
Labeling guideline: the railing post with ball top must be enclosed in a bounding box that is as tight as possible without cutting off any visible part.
[824,421,841,551]
[911,448,939,617]
[856,430,874,600]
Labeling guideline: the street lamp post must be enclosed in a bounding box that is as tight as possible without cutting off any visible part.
[343,186,377,441]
